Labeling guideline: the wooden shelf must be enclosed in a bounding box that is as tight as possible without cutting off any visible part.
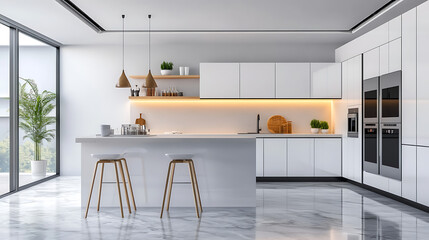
[129,96,200,100]
[130,75,200,79]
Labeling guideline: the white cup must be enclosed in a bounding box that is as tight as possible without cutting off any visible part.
[179,67,185,75]
[101,125,111,137]
[184,67,189,75]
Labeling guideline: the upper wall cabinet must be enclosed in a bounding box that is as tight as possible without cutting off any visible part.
[276,63,310,98]
[363,47,380,80]
[240,63,275,98]
[344,55,362,107]
[310,63,341,98]
[389,15,402,41]
[200,63,239,98]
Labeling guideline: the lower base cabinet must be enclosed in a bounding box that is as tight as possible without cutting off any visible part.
[402,145,417,201]
[417,147,429,206]
[257,137,342,177]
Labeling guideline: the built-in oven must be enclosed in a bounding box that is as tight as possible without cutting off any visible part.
[380,71,401,123]
[363,123,379,175]
[380,123,401,180]
[363,77,379,124]
[348,108,359,138]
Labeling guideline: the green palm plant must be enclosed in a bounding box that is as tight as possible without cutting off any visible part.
[19,77,56,161]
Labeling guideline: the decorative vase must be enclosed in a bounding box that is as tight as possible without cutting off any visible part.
[31,160,47,177]
[321,129,329,134]
[310,128,320,134]
[160,70,172,75]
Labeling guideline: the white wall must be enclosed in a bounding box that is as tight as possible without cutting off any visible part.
[61,42,336,176]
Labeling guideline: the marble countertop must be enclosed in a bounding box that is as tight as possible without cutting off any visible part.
[76,133,342,143]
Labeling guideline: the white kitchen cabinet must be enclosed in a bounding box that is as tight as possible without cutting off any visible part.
[402,145,417,201]
[256,138,264,177]
[417,2,429,147]
[240,63,275,98]
[389,38,402,73]
[314,138,342,176]
[402,8,417,145]
[363,47,380,80]
[346,55,363,107]
[263,138,287,176]
[364,171,389,192]
[200,63,239,98]
[276,63,310,98]
[417,146,429,206]
[389,15,402,41]
[287,138,314,176]
[310,63,341,98]
[380,44,389,76]
[344,135,362,183]
[388,178,402,196]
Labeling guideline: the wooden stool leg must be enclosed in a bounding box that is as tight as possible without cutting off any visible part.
[85,161,99,218]
[190,160,203,213]
[188,161,200,218]
[161,161,173,218]
[97,163,105,211]
[118,160,132,214]
[121,159,136,211]
[114,161,124,218]
[166,162,176,212]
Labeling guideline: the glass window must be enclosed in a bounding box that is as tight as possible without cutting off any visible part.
[18,32,57,186]
[0,24,10,195]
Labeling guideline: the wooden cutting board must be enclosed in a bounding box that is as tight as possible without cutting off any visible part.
[135,113,146,126]
[267,115,287,133]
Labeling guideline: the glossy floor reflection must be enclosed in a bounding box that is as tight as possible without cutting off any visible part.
[1,177,429,239]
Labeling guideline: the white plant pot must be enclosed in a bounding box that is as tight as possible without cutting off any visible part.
[31,160,47,177]
[160,70,172,75]
[321,129,329,134]
[310,128,320,134]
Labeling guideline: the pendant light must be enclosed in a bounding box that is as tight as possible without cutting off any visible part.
[145,14,157,90]
[116,14,131,88]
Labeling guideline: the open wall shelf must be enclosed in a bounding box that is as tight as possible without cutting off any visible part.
[129,96,200,100]
[129,75,200,79]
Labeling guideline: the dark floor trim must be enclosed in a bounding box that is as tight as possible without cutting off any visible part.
[256,177,345,182]
[345,179,429,214]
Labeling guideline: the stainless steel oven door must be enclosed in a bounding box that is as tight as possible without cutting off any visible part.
[363,77,379,124]
[380,123,401,180]
[363,123,379,175]
[380,71,401,124]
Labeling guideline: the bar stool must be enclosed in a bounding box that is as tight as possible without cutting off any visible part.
[85,153,136,218]
[160,153,202,218]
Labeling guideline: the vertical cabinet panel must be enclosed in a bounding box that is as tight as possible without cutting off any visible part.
[315,138,342,176]
[402,8,417,145]
[276,63,310,98]
[380,44,389,76]
[347,55,363,107]
[263,138,287,176]
[389,15,402,41]
[256,138,264,177]
[200,63,239,98]
[417,2,429,147]
[363,47,380,80]
[402,145,417,201]
[417,147,429,206]
[310,63,341,98]
[287,139,314,176]
[240,63,275,98]
[389,38,402,73]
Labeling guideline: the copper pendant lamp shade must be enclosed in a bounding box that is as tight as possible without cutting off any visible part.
[116,15,131,88]
[144,14,158,92]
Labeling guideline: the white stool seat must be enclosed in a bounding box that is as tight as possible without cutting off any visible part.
[165,153,194,159]
[91,153,123,160]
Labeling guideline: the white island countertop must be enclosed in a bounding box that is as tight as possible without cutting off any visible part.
[76,133,342,142]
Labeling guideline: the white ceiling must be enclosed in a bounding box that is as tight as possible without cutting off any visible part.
[0,0,425,46]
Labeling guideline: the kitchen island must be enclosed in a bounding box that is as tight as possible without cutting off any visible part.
[76,133,342,208]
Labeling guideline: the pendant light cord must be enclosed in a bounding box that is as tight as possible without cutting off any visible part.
[148,14,151,71]
[122,15,125,70]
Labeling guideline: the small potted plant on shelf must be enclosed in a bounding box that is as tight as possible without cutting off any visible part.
[310,119,320,134]
[320,121,329,134]
[19,77,56,178]
[160,61,173,75]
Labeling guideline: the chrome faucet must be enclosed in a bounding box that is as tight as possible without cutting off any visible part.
[257,114,261,134]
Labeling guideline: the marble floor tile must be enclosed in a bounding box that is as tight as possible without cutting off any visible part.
[1,177,429,240]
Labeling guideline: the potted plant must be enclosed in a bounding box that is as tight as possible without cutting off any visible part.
[19,78,56,178]
[310,119,320,134]
[160,61,173,75]
[320,121,329,134]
